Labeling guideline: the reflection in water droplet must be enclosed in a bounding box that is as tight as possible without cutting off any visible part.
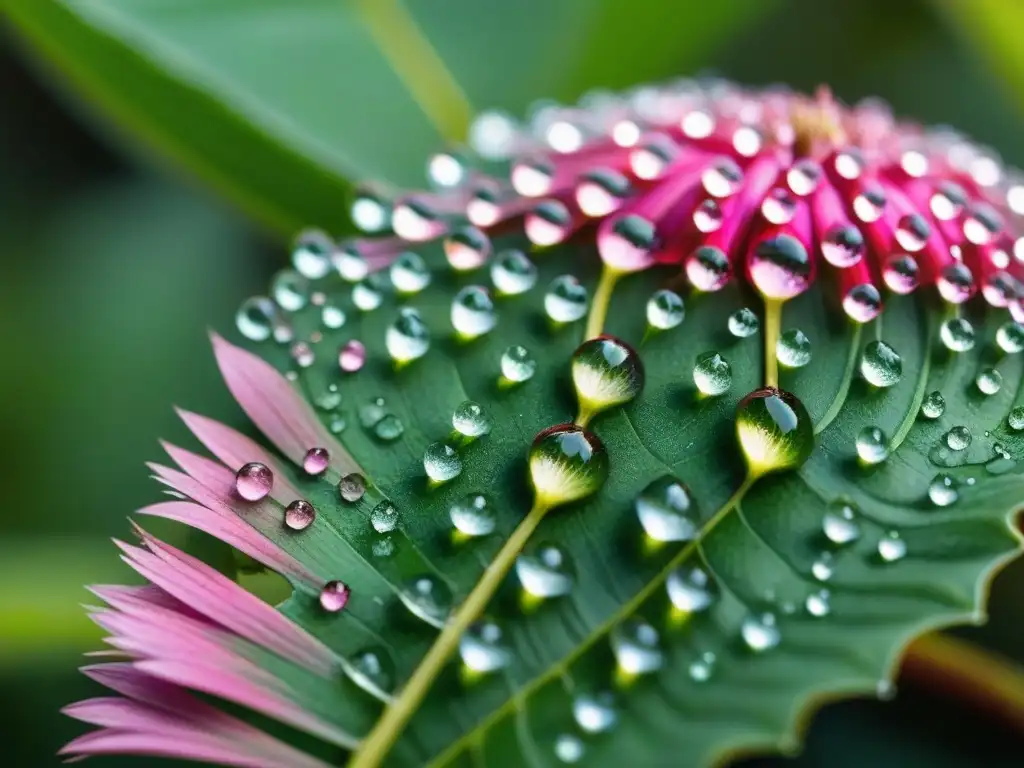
[736,388,815,476]
[741,613,780,652]
[386,308,431,363]
[554,734,584,764]
[883,254,920,294]
[928,474,959,506]
[1009,406,1024,431]
[370,501,399,533]
[423,442,462,484]
[635,477,698,542]
[843,283,883,323]
[821,225,865,267]
[877,531,907,562]
[748,234,813,300]
[693,198,723,233]
[937,264,975,304]
[805,589,831,617]
[491,249,538,295]
[823,501,861,545]
[452,401,491,438]
[976,367,1003,395]
[374,415,404,441]
[292,229,334,279]
[342,647,394,699]
[997,322,1024,354]
[339,340,366,373]
[501,345,537,382]
[921,391,946,419]
[860,341,902,387]
[237,296,279,342]
[352,276,385,311]
[611,619,664,674]
[389,252,431,294]
[451,286,497,339]
[812,552,834,581]
[459,621,510,673]
[399,575,452,628]
[516,544,573,598]
[646,290,685,330]
[529,425,608,509]
[284,500,316,531]
[302,447,330,476]
[945,426,972,451]
[693,352,732,396]
[450,493,495,538]
[235,462,273,501]
[319,580,351,612]
[686,246,730,292]
[777,329,811,368]
[666,564,718,612]
[856,426,889,464]
[334,244,370,283]
[728,307,759,338]
[545,275,589,323]
[573,692,617,733]
[572,336,644,418]
[444,226,492,271]
[338,473,367,503]
[689,651,718,682]
[761,187,797,224]
[272,270,310,312]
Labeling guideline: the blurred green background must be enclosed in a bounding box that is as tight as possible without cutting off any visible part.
[1,0,1023,765]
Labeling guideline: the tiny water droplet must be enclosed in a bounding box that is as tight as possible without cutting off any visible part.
[843,283,883,323]
[333,243,370,283]
[370,501,399,533]
[424,442,462,483]
[860,340,902,387]
[883,254,920,294]
[529,425,608,508]
[458,620,510,673]
[996,322,1024,354]
[693,351,732,396]
[856,426,889,464]
[945,426,972,451]
[611,619,663,674]
[1008,406,1024,431]
[235,462,273,501]
[272,270,310,311]
[399,575,452,628]
[501,345,537,382]
[545,275,589,323]
[646,289,685,330]
[315,385,342,411]
[635,476,698,542]
[290,342,315,368]
[285,500,316,531]
[928,473,959,506]
[490,249,538,295]
[342,646,394,698]
[748,234,813,300]
[329,416,347,434]
[823,501,862,545]
[554,734,584,764]
[302,447,330,476]
[321,304,346,329]
[352,276,385,311]
[451,286,497,339]
[877,531,907,562]
[338,473,366,503]
[572,335,644,418]
[389,252,431,294]
[444,226,491,271]
[516,544,573,598]
[976,367,1003,395]
[372,537,395,558]
[319,580,350,612]
[359,397,387,428]
[686,246,730,292]
[688,651,717,682]
[386,308,431,363]
[573,692,617,733]
[292,229,334,279]
[812,552,834,581]
[339,340,366,373]
[741,612,780,652]
[237,297,278,342]
[805,589,831,617]
[821,225,865,267]
[921,391,946,419]
[374,414,404,442]
[452,401,490,438]
[728,307,759,338]
[351,189,391,233]
[736,388,815,476]
[666,564,718,612]
[777,329,811,368]
[449,493,495,538]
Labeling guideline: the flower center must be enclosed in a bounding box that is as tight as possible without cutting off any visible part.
[791,86,847,158]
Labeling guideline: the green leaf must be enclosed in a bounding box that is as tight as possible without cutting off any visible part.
[228,232,1024,765]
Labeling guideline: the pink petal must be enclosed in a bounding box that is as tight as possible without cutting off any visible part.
[209,333,360,477]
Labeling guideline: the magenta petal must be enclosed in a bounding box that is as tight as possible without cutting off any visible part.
[209,333,359,476]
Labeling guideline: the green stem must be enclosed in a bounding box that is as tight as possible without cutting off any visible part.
[585,266,622,340]
[348,501,550,768]
[763,298,782,388]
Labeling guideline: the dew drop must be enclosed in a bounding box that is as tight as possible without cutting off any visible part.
[821,225,865,267]
[424,442,462,484]
[342,647,394,698]
[921,391,946,420]
[319,580,351,612]
[501,345,537,383]
[389,252,431,294]
[427,151,466,188]
[385,308,431,363]
[458,620,510,673]
[693,198,723,233]
[399,575,452,628]
[646,289,685,330]
[490,249,538,295]
[516,544,573,598]
[237,297,279,342]
[358,395,386,427]
[688,651,718,683]
[843,283,883,323]
[1008,406,1024,431]
[937,263,975,304]
[877,531,907,562]
[291,228,334,279]
[545,275,589,323]
[285,500,316,531]
[834,149,864,180]
[939,317,975,352]
[945,426,972,451]
[761,187,797,224]
[352,276,385,311]
[598,214,658,272]
[338,473,366,503]
[372,537,394,558]
[572,335,645,418]
[728,307,759,338]
[333,243,370,283]
[741,612,780,652]
[351,189,391,234]
[374,414,404,442]
[856,426,889,465]
[996,321,1024,354]
[452,401,490,438]
[321,304,346,329]
[686,246,730,292]
[787,159,822,196]
[928,473,959,507]
[860,340,902,387]
[315,385,342,411]
[693,352,732,396]
[666,564,718,612]
[748,234,812,300]
[610,619,664,674]
[272,271,310,312]
[930,182,967,221]
[339,340,366,373]
[525,200,573,246]
[805,589,831,617]
[576,168,632,217]
[554,734,584,764]
[852,185,886,223]
[573,692,617,733]
[883,254,920,294]
[976,367,1003,395]
[444,226,491,272]
[370,500,399,533]
[777,329,811,368]
[449,493,495,538]
[702,158,743,198]
[736,387,815,476]
[450,286,497,340]
[812,552,834,582]
[392,198,444,241]
[290,342,315,368]
[894,214,931,252]
[235,462,273,502]
[823,501,861,545]
[511,157,554,196]
[529,425,609,509]
[635,476,698,542]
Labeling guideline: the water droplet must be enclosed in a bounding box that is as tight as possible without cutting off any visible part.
[501,345,537,383]
[635,476,698,542]
[342,647,394,698]
[333,243,370,283]
[693,198,723,232]
[805,589,831,617]
[748,234,812,300]
[321,304,346,329]
[646,290,685,330]
[728,307,759,338]
[516,544,573,598]
[525,200,573,246]
[572,336,644,418]
[290,342,315,369]
[945,426,972,451]
[843,283,883,323]
[928,473,959,507]
[370,501,399,533]
[338,473,366,503]
[452,401,490,438]
[976,367,1003,395]
[449,493,495,537]
[302,447,330,476]
[392,198,444,241]
[339,340,367,373]
[511,157,555,197]
[386,308,431,363]
[389,252,431,294]
[777,329,811,368]
[877,531,907,562]
[554,734,584,764]
[1008,406,1024,431]
[319,580,350,612]
[272,271,310,312]
[573,692,617,733]
[490,249,538,295]
[821,225,865,267]
[427,151,466,188]
[598,214,658,271]
[812,552,834,581]
[937,263,975,304]
[237,297,279,342]
[823,501,861,545]
[451,286,497,339]
[611,619,663,674]
[545,275,589,323]
[359,397,387,428]
[351,188,391,233]
[285,500,316,531]
[930,181,967,220]
[693,352,732,396]
[736,388,815,476]
[921,391,946,419]
[860,340,902,387]
[576,168,632,218]
[424,442,462,484]
[529,425,608,509]
[894,214,931,252]
[856,426,889,465]
[883,254,920,294]
[702,158,743,198]
[761,187,797,224]
[315,385,342,411]
[444,226,491,271]
[688,651,718,682]
[787,159,822,196]
[458,620,510,673]
[834,149,864,179]
[374,414,404,441]
[292,229,334,279]
[939,317,975,352]
[741,612,780,652]
[399,575,452,628]
[852,184,886,223]
[666,564,718,612]
[372,537,394,558]
[996,322,1024,354]
[686,246,730,292]
[352,276,385,311]
[235,462,273,501]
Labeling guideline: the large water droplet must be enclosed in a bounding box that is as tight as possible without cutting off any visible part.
[686,246,730,292]
[235,462,273,501]
[996,322,1024,354]
[450,493,496,538]
[928,473,959,507]
[452,401,490,438]
[491,249,538,295]
[516,544,573,598]
[728,307,759,338]
[843,283,883,323]
[319,580,351,612]
[646,289,685,330]
[529,425,608,509]
[444,226,491,271]
[292,229,334,279]
[389,252,431,294]
[370,500,399,533]
[860,340,902,387]
[501,345,537,383]
[761,187,797,225]
[976,367,1003,395]
[451,286,497,339]
[877,531,907,562]
[821,225,865,267]
[598,214,657,271]
[572,336,645,418]
[939,317,975,352]
[853,184,886,223]
[666,564,718,612]
[736,388,815,476]
[921,391,946,419]
[385,308,431,363]
[635,476,698,542]
[945,425,972,451]
[856,426,890,465]
[823,500,861,545]
[302,447,330,476]
[573,692,617,734]
[787,159,822,196]
[424,442,462,484]
[777,329,811,368]
[610,619,663,674]
[545,275,589,323]
[237,296,279,342]
[693,351,732,396]
[748,234,812,300]
[338,473,366,503]
[741,612,780,652]
[342,647,394,699]
[399,575,452,628]
[458,620,510,673]
[284,499,316,531]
